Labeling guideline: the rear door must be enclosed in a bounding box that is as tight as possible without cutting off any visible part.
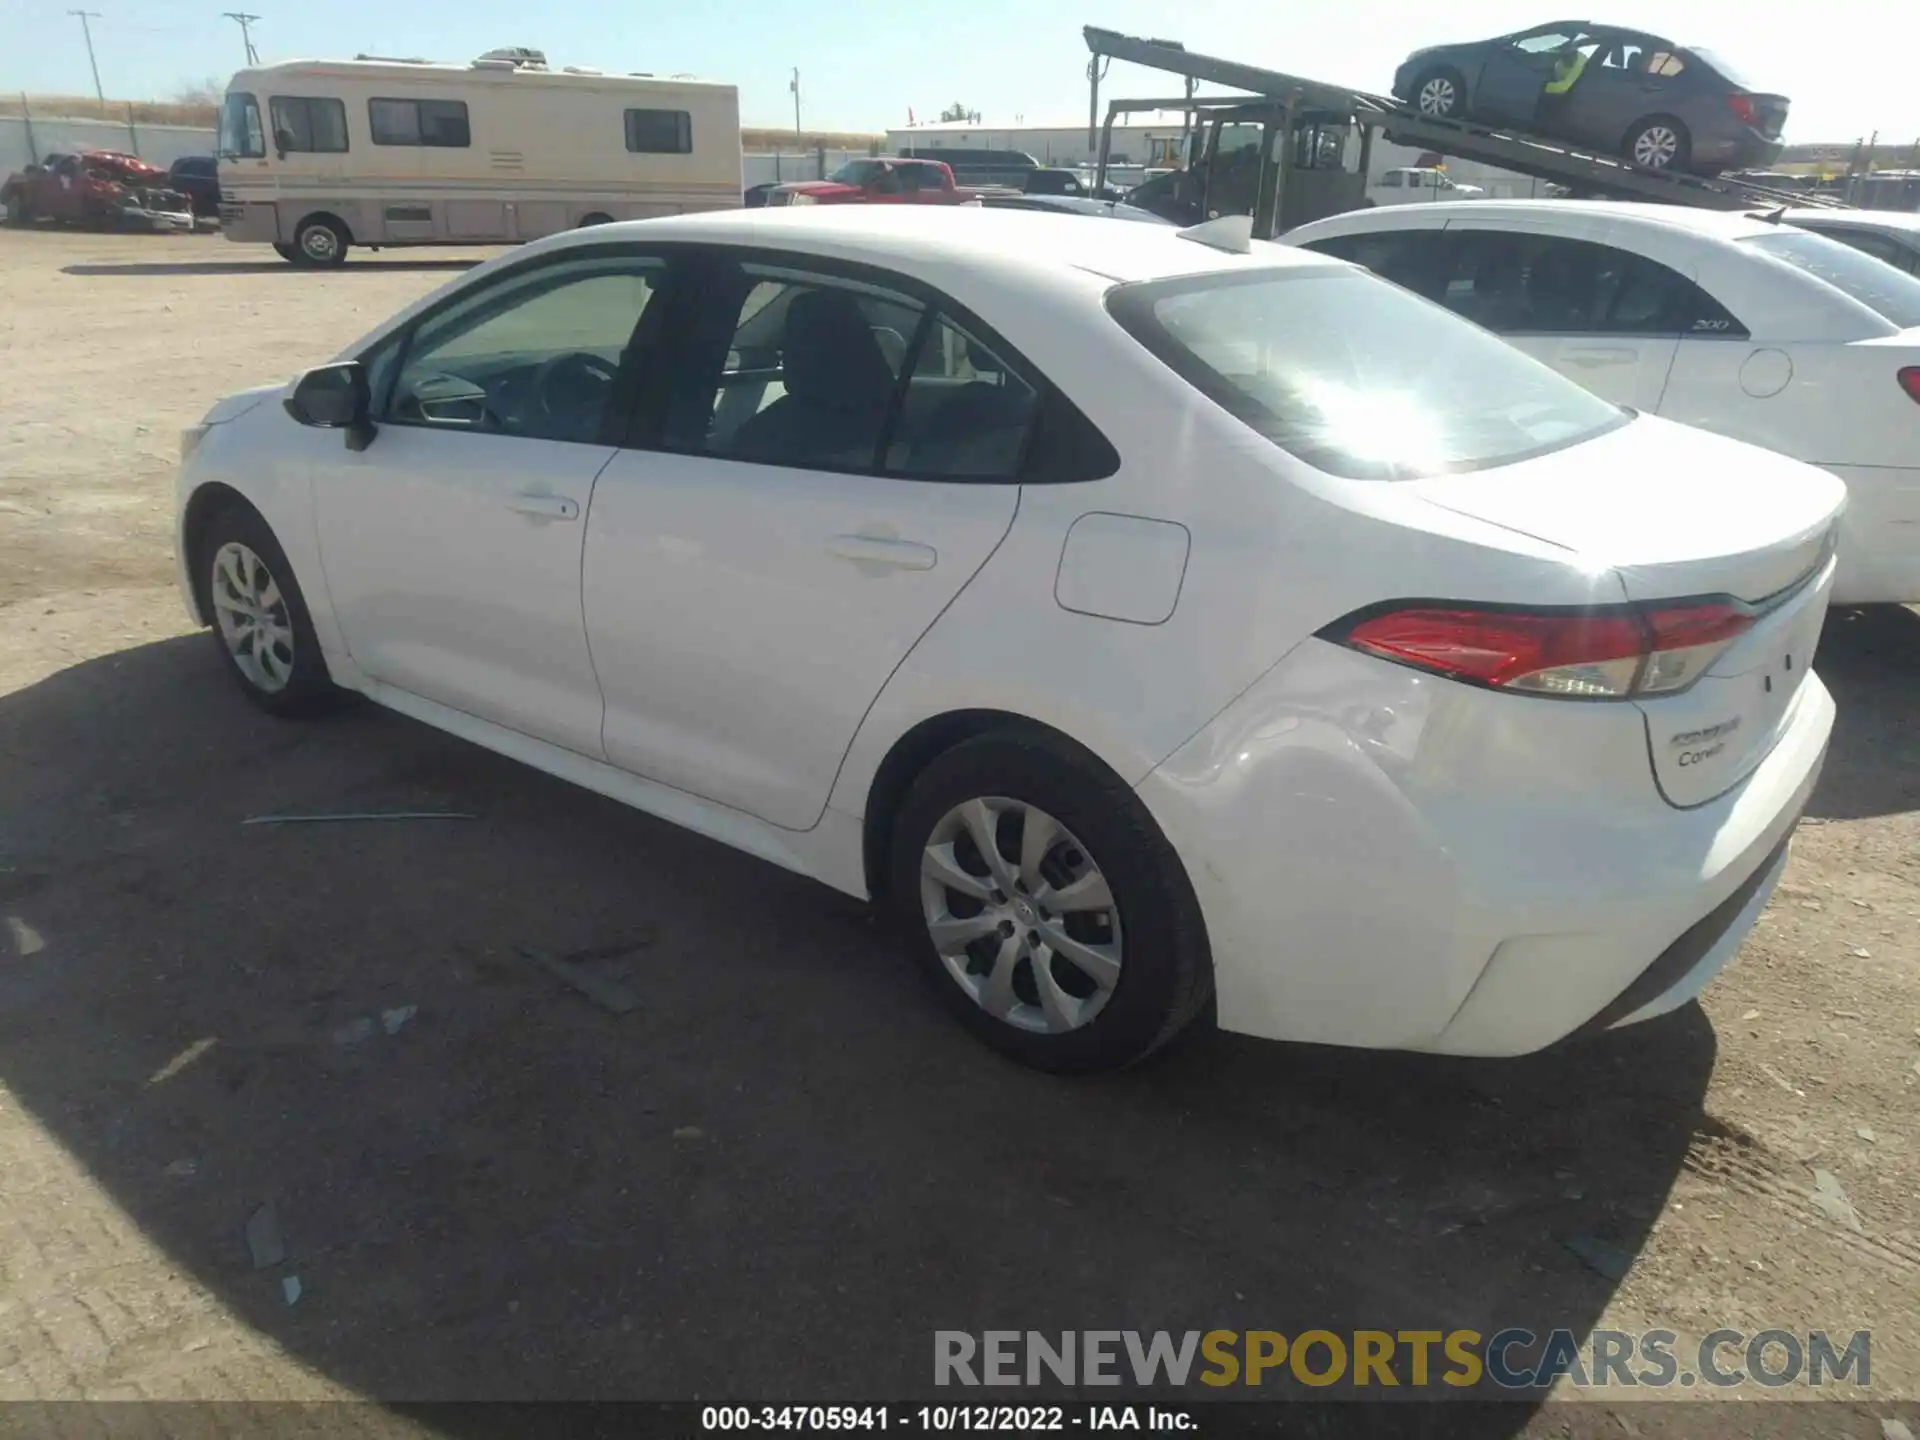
[1435,223,1681,410]
[1555,32,1656,148]
[581,251,1030,830]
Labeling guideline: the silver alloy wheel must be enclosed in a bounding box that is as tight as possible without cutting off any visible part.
[1418,76,1458,116]
[919,796,1123,1035]
[211,541,295,693]
[1633,125,1680,168]
[300,223,340,262]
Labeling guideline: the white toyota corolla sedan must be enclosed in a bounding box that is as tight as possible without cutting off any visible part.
[1281,201,1920,607]
[175,207,1843,1073]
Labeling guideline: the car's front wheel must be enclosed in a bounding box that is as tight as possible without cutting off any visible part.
[888,730,1212,1073]
[289,215,348,267]
[1413,68,1467,119]
[199,504,339,716]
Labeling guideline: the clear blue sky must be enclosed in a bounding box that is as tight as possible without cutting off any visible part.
[3,0,1915,146]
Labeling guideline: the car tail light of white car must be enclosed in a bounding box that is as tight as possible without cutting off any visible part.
[1321,599,1761,699]
[1898,366,1920,403]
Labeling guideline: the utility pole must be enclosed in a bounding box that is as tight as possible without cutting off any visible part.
[789,66,801,138]
[68,10,104,104]
[224,11,261,66]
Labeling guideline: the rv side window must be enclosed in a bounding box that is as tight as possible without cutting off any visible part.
[625,109,692,154]
[369,98,471,148]
[269,96,349,154]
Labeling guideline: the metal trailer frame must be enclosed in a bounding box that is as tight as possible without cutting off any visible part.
[1084,25,1849,225]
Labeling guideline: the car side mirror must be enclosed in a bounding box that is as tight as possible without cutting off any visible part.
[284,361,376,451]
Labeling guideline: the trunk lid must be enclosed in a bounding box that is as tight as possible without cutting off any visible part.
[1407,414,1845,806]
[1407,415,1845,605]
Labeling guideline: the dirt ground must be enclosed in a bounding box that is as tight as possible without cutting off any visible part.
[0,228,1915,1431]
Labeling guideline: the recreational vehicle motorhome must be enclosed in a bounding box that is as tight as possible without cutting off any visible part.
[217,48,742,264]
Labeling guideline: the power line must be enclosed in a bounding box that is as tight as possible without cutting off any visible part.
[224,11,260,66]
[67,9,104,103]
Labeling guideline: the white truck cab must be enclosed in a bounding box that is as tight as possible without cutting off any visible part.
[1368,166,1485,206]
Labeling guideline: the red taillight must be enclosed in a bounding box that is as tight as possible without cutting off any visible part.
[1898,366,1920,403]
[1727,94,1757,126]
[1330,601,1756,699]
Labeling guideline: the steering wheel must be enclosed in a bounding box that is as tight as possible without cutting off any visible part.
[530,351,619,438]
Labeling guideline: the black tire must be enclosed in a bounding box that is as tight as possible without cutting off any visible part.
[289,215,348,267]
[1411,67,1467,119]
[887,729,1213,1074]
[1623,116,1691,173]
[273,241,298,261]
[196,502,341,717]
[578,212,615,227]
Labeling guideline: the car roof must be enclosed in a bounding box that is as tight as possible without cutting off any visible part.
[541,205,1345,284]
[1295,199,1788,242]
[1779,208,1920,233]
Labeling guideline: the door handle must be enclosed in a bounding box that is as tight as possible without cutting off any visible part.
[1564,347,1636,368]
[508,493,580,521]
[828,534,937,571]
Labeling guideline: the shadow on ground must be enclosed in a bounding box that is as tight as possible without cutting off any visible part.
[61,260,482,278]
[0,635,1719,1420]
[1804,605,1920,821]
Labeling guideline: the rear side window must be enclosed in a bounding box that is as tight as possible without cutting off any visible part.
[369,98,471,148]
[1743,229,1920,328]
[625,108,692,154]
[1107,267,1627,481]
[1433,230,1747,337]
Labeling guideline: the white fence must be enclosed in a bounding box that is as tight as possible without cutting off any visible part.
[2,115,214,181]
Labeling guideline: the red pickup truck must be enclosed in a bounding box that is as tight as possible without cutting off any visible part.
[766,158,990,207]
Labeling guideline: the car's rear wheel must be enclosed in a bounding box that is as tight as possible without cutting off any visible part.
[1625,116,1691,172]
[887,730,1212,1073]
[578,212,614,227]
[199,504,339,716]
[1413,68,1466,119]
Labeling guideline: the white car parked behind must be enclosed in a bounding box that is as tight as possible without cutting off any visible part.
[176,207,1842,1073]
[1282,200,1920,605]
[1367,166,1487,207]
[1776,207,1920,278]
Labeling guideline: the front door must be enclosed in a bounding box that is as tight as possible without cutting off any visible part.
[311,248,667,757]
[1436,225,1678,410]
[583,253,1029,831]
[1473,26,1590,124]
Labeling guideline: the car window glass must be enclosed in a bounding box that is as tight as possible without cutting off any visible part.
[1304,230,1452,301]
[697,269,923,470]
[890,317,1039,479]
[1743,229,1920,328]
[1512,30,1578,53]
[370,98,471,148]
[218,92,265,159]
[269,96,349,154]
[1644,52,1685,77]
[1814,228,1906,266]
[1107,268,1625,480]
[384,254,661,444]
[1608,254,1748,336]
[1379,171,1402,188]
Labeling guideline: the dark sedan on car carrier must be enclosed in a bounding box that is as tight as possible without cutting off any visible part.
[1393,22,1787,175]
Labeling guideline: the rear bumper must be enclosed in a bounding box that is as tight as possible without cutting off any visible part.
[1134,638,1833,1057]
[1695,130,1785,171]
[1824,463,1920,605]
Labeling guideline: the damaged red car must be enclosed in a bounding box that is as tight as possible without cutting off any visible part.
[2,150,197,232]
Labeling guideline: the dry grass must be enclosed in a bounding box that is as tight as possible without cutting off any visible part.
[5,94,218,127]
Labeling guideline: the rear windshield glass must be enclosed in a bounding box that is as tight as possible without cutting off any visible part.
[1106,267,1626,480]
[1742,230,1920,328]
[1688,47,1754,88]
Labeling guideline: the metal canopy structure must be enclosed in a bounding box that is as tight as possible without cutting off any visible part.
[1083,25,1848,213]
